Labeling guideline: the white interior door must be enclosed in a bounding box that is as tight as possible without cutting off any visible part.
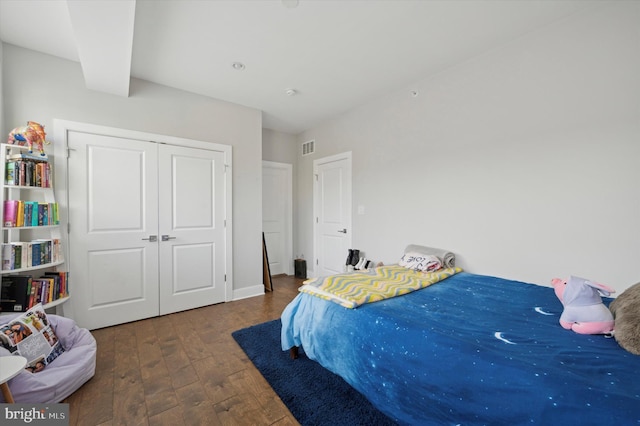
[158,144,226,315]
[314,152,352,277]
[262,161,293,276]
[67,132,160,330]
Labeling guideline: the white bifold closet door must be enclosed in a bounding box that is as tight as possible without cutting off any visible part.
[67,131,226,330]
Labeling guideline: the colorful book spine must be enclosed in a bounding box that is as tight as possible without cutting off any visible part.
[42,203,48,225]
[27,281,38,308]
[31,243,41,266]
[29,201,39,226]
[3,200,18,227]
[1,272,67,312]
[16,201,25,227]
[25,242,33,267]
[10,243,23,270]
[1,244,12,270]
[43,272,68,299]
[5,161,16,185]
[2,200,58,228]
[4,157,51,188]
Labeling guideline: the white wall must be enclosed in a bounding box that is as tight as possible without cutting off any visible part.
[296,2,640,293]
[262,128,297,164]
[2,44,264,295]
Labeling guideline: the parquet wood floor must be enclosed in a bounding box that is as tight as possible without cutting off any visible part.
[64,274,303,426]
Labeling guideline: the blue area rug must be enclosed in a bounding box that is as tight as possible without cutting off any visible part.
[232,319,397,426]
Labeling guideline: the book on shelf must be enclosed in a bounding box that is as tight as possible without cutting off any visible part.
[16,201,25,227]
[1,239,62,270]
[0,272,68,313]
[3,200,18,227]
[27,201,39,226]
[38,203,48,226]
[0,274,32,313]
[31,243,41,267]
[43,272,68,300]
[19,242,34,267]
[11,243,22,270]
[5,161,16,184]
[1,244,10,271]
[30,273,68,308]
[1,243,23,271]
[4,159,52,187]
[3,200,59,227]
[33,239,52,265]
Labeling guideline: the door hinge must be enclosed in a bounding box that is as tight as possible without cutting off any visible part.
[316,217,318,223]
[67,223,70,234]
[315,174,318,181]
[316,259,318,265]
[224,274,227,282]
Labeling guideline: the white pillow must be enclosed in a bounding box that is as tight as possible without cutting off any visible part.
[399,252,443,272]
[0,304,65,373]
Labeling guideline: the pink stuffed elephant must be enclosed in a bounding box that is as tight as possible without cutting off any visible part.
[551,276,615,335]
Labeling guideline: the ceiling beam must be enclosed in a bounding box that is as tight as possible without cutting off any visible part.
[66,0,135,97]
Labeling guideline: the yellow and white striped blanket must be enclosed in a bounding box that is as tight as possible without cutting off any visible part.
[300,265,463,308]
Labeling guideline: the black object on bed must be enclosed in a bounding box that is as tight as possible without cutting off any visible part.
[281,271,640,425]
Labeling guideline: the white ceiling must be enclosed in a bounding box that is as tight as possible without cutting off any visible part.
[0,0,598,134]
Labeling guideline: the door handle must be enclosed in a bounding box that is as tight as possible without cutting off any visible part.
[161,235,176,241]
[338,228,347,234]
[142,235,157,242]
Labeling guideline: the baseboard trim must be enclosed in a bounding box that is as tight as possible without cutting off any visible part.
[232,285,265,301]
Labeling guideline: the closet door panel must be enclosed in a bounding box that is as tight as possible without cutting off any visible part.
[172,155,214,228]
[172,243,213,292]
[67,132,159,330]
[158,144,226,315]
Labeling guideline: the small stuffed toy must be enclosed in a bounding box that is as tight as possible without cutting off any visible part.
[7,121,48,156]
[551,275,615,335]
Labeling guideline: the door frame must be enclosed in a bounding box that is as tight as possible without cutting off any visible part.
[313,151,352,278]
[53,119,233,320]
[262,160,293,276]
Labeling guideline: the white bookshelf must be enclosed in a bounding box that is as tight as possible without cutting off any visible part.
[1,143,68,316]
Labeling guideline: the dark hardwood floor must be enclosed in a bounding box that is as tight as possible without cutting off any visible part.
[65,274,303,426]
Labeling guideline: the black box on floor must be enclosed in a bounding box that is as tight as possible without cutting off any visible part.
[294,259,306,279]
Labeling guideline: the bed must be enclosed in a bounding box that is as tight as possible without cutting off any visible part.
[280,247,640,425]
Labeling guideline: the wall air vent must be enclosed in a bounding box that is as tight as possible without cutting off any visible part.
[302,139,315,156]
